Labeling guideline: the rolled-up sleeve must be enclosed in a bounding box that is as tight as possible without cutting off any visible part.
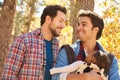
[52,48,68,80]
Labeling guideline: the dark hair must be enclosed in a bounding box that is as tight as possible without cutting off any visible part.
[78,10,104,40]
[93,51,110,70]
[40,5,67,26]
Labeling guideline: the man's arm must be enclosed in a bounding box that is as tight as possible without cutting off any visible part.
[1,37,25,80]
[108,57,120,80]
[50,60,84,75]
[52,48,102,80]
[52,48,68,80]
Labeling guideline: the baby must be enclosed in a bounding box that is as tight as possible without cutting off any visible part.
[50,50,110,80]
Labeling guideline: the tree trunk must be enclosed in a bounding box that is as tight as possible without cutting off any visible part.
[0,0,16,76]
[70,0,94,43]
[22,0,35,33]
[79,0,94,11]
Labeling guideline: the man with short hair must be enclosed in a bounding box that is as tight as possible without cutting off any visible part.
[52,10,120,80]
[1,5,67,80]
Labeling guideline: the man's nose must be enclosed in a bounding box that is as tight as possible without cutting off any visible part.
[61,23,65,29]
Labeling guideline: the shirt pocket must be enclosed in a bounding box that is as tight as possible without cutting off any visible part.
[26,47,44,66]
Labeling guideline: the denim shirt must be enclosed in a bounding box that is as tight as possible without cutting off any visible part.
[52,41,120,80]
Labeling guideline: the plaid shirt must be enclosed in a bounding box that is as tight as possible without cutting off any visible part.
[1,28,60,80]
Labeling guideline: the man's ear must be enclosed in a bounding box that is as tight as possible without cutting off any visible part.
[45,15,51,24]
[94,27,99,33]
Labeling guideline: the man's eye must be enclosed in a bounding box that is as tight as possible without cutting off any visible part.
[77,23,80,26]
[82,24,86,26]
[59,20,62,22]
[60,19,65,22]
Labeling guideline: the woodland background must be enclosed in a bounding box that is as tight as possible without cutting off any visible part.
[0,0,120,76]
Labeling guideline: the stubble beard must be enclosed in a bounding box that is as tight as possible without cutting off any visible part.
[49,27,60,37]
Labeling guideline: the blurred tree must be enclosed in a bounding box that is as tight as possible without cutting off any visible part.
[13,11,24,38]
[13,0,26,38]
[0,1,2,6]
[14,0,41,38]
[22,0,36,33]
[70,0,94,43]
[0,1,3,14]
[0,0,16,76]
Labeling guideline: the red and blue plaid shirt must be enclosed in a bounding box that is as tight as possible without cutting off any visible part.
[1,28,60,80]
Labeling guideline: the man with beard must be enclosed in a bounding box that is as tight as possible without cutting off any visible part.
[1,5,67,80]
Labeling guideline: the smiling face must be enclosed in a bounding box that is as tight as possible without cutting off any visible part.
[76,16,98,41]
[49,10,66,37]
